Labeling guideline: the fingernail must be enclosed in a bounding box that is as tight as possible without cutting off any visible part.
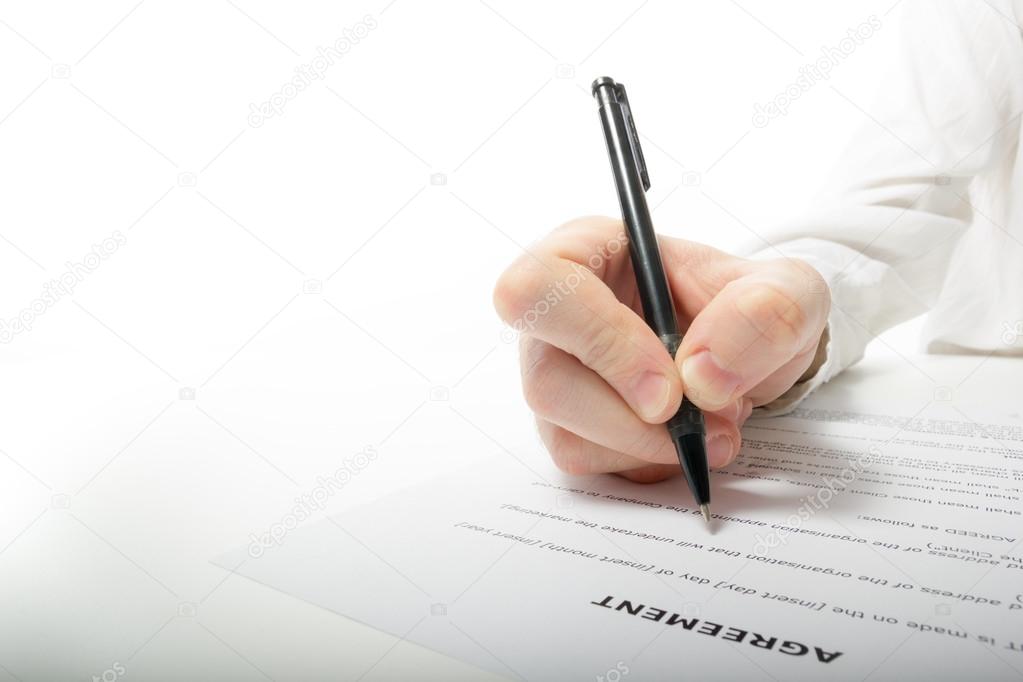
[707,435,734,468]
[631,371,671,420]
[681,350,742,408]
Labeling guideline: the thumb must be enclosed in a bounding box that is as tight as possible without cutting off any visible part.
[674,260,828,410]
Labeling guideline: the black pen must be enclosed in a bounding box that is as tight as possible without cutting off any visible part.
[591,77,711,523]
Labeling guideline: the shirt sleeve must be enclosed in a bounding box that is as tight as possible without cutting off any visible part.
[747,0,1023,416]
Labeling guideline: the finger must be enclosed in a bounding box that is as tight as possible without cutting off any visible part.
[494,224,683,423]
[746,343,818,406]
[738,397,754,426]
[703,411,742,468]
[522,342,742,469]
[538,414,741,476]
[617,464,680,484]
[709,397,747,423]
[522,339,742,468]
[536,419,656,474]
[675,260,829,410]
[519,338,678,465]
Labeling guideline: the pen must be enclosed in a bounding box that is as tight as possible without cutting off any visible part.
[591,76,711,523]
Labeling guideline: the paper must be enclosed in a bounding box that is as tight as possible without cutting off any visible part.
[215,398,1023,681]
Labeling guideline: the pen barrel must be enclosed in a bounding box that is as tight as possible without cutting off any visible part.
[594,85,679,340]
[666,397,706,437]
[664,327,708,504]
[661,333,706,436]
[595,77,710,507]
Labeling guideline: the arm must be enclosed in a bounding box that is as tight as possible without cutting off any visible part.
[753,0,1023,413]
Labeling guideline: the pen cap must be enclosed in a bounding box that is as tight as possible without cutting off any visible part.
[591,78,650,191]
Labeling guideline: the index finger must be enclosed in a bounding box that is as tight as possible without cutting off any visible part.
[493,219,684,424]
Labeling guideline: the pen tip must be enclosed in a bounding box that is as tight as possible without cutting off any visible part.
[700,504,711,523]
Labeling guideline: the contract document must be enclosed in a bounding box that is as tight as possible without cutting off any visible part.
[216,397,1023,681]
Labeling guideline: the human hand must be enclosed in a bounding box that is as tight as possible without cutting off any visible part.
[493,217,829,483]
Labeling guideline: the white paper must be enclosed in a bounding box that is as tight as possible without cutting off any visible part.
[215,399,1023,681]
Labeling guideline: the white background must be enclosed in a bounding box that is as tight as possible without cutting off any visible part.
[0,1,931,679]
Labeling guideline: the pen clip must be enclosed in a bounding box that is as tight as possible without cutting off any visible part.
[614,83,650,192]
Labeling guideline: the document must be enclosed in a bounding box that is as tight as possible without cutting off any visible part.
[215,397,1023,681]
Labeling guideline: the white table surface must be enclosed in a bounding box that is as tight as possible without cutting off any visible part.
[1,318,1016,682]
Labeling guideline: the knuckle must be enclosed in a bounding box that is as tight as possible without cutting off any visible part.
[626,425,673,463]
[619,465,677,484]
[712,398,745,423]
[734,283,808,349]
[739,397,754,425]
[806,268,828,299]
[521,344,570,418]
[493,259,549,326]
[552,215,623,245]
[728,431,744,463]
[546,427,591,475]
[578,308,633,379]
[786,259,830,298]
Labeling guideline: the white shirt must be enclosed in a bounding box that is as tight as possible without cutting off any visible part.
[758,0,1023,411]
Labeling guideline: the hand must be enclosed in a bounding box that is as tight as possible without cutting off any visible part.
[493,217,829,483]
